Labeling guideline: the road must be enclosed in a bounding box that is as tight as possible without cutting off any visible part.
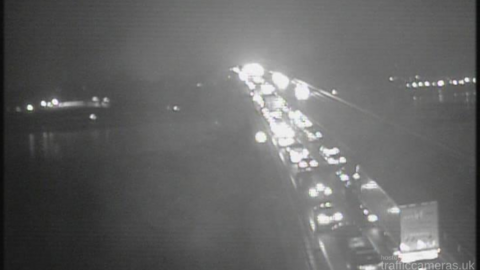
[5,78,311,270]
[285,86,475,260]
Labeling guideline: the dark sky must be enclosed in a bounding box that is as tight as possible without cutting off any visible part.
[4,0,476,97]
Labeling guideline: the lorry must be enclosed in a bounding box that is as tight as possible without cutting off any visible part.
[398,201,440,263]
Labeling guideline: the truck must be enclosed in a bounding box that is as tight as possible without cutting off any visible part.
[398,201,440,263]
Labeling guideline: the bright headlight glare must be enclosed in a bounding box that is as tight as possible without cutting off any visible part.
[309,188,319,197]
[299,161,308,168]
[295,84,310,100]
[272,72,290,90]
[317,214,330,224]
[242,63,265,77]
[316,183,325,191]
[368,214,378,222]
[324,187,333,196]
[333,212,343,221]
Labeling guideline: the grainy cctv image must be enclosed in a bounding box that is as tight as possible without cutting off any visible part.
[4,0,475,269]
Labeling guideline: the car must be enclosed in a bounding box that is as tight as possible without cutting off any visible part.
[296,171,347,206]
[346,234,383,270]
[301,126,323,142]
[269,121,296,139]
[319,146,347,165]
[308,202,350,234]
[296,156,320,172]
[288,110,313,129]
[286,143,309,164]
[272,136,297,148]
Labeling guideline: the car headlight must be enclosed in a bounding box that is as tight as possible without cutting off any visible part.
[333,212,343,221]
[309,188,319,198]
[316,183,325,191]
[324,187,333,196]
[299,161,309,168]
[309,160,319,167]
[367,214,378,223]
[317,214,331,225]
[339,174,350,181]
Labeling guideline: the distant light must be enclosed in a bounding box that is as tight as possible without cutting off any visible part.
[172,105,181,111]
[352,173,361,180]
[388,207,401,214]
[459,80,465,85]
[40,100,47,107]
[406,83,410,88]
[255,131,267,144]
[26,104,34,111]
[411,82,418,88]
[242,63,264,77]
[331,89,338,95]
[271,72,290,90]
[339,157,347,164]
[361,181,378,190]
[437,80,445,87]
[51,98,59,106]
[418,82,424,87]
[89,114,97,120]
[464,77,470,83]
[367,214,378,223]
[92,96,99,102]
[15,106,21,112]
[196,83,203,87]
[324,187,333,196]
[432,82,437,86]
[452,80,458,85]
[473,78,476,83]
[363,209,369,215]
[295,83,310,100]
[424,81,430,87]
[415,75,420,79]
[339,174,350,182]
[309,159,319,167]
[47,102,53,107]
[103,97,110,103]
[231,67,241,73]
[389,76,394,82]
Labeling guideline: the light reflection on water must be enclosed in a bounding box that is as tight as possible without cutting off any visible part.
[23,128,111,160]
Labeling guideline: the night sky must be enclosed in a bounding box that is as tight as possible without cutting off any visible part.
[4,0,476,99]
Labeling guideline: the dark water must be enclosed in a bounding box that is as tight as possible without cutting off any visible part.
[4,81,308,270]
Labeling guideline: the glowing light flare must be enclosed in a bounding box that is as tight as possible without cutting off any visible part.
[51,98,59,106]
[260,84,276,95]
[89,114,97,120]
[255,131,268,144]
[367,214,378,222]
[26,104,34,111]
[271,72,290,90]
[331,89,338,95]
[437,80,445,87]
[295,84,310,101]
[40,100,47,107]
[333,212,343,221]
[464,77,470,83]
[411,82,418,88]
[388,207,401,214]
[424,81,430,87]
[242,63,265,77]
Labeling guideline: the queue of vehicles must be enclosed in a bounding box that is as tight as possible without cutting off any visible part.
[231,63,385,270]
